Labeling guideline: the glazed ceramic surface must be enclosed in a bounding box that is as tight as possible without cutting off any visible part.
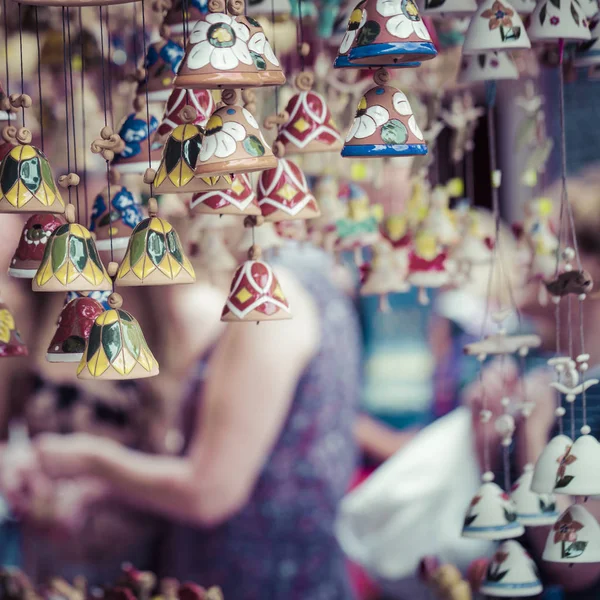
[511,465,558,527]
[0,300,28,358]
[112,113,163,174]
[528,0,591,40]
[458,51,519,83]
[531,434,573,493]
[190,173,260,215]
[553,434,600,496]
[510,0,536,13]
[157,88,215,141]
[137,36,185,102]
[575,20,600,66]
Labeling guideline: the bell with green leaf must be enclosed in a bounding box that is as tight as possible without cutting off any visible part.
[77,292,159,380]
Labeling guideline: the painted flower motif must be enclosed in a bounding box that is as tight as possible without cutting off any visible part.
[118,114,159,159]
[0,308,15,344]
[187,14,252,71]
[550,15,560,24]
[200,113,246,160]
[346,96,389,141]
[493,551,509,564]
[553,512,583,544]
[557,450,576,479]
[112,188,143,230]
[393,91,413,116]
[242,107,260,130]
[248,32,279,66]
[408,115,424,140]
[380,0,431,41]
[481,1,514,30]
[339,7,368,53]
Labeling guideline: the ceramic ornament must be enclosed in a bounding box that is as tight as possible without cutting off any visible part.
[462,481,525,540]
[543,504,600,563]
[342,70,427,158]
[156,88,215,143]
[173,1,285,89]
[553,434,600,496]
[195,92,277,177]
[464,331,542,358]
[510,0,536,13]
[8,214,64,278]
[221,245,291,322]
[257,159,321,221]
[441,94,485,164]
[190,173,260,216]
[463,0,531,54]
[0,299,28,358]
[115,198,195,287]
[163,0,206,36]
[77,293,159,380]
[481,541,542,597]
[46,296,105,363]
[112,112,163,174]
[531,434,573,493]
[275,220,309,241]
[528,0,591,41]
[458,51,519,83]
[575,18,600,67]
[511,464,558,526]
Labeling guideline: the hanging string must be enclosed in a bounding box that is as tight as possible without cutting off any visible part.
[35,8,44,152]
[479,363,491,474]
[181,0,191,105]
[67,8,81,221]
[271,0,279,113]
[79,7,89,226]
[140,0,154,197]
[555,301,564,435]
[3,0,9,93]
[99,7,108,128]
[568,294,576,440]
[132,3,139,67]
[106,7,114,127]
[62,8,73,208]
[297,0,305,72]
[17,3,25,126]
[579,299,588,428]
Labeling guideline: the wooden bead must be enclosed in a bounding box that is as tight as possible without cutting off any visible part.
[65,204,76,224]
[143,168,157,185]
[108,293,123,309]
[248,244,262,261]
[107,261,119,277]
[148,197,159,216]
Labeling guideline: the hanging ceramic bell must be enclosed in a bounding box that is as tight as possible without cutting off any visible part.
[553,434,600,496]
[510,0,536,13]
[8,213,64,278]
[574,20,600,67]
[481,541,543,597]
[531,434,573,493]
[342,73,427,158]
[77,293,159,380]
[511,464,558,527]
[463,0,531,54]
[462,480,525,540]
[115,198,195,287]
[543,504,600,563]
[528,0,591,41]
[458,51,519,83]
[156,88,215,143]
[33,205,112,293]
[221,245,291,322]
[46,296,105,363]
[190,173,261,216]
[195,94,277,177]
[112,112,163,174]
[137,30,185,102]
[257,159,321,221]
[418,0,477,18]
[0,299,28,358]
[163,0,206,37]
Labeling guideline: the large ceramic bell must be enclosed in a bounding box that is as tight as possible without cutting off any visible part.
[33,206,112,292]
[531,434,573,493]
[418,0,477,18]
[77,293,159,380]
[221,245,291,322]
[553,434,600,496]
[112,112,163,174]
[463,0,531,54]
[115,198,195,287]
[528,0,591,41]
[481,541,543,597]
[575,20,600,67]
[511,464,558,527]
[0,144,65,214]
[195,98,277,177]
[543,504,600,563]
[46,296,105,363]
[157,88,215,143]
[8,214,64,278]
[458,51,519,83]
[257,158,321,221]
[190,173,261,216]
[0,299,27,358]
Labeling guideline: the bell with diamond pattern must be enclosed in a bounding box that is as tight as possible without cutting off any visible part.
[190,173,261,216]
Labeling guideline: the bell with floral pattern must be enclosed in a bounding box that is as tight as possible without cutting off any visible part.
[112,112,163,174]
[0,298,28,358]
[552,434,600,496]
[511,464,558,527]
[418,0,477,18]
[342,70,427,158]
[77,293,159,380]
[8,213,64,278]
[528,0,591,42]
[221,244,291,322]
[458,51,519,83]
[463,0,531,53]
[156,88,215,143]
[190,173,261,216]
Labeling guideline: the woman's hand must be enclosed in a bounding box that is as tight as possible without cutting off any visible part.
[35,433,105,479]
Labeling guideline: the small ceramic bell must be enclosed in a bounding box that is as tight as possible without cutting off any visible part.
[33,205,112,292]
[553,434,600,496]
[458,51,519,83]
[531,434,573,493]
[116,198,195,287]
[463,0,531,54]
[0,299,28,358]
[462,481,525,540]
[77,293,159,380]
[418,0,477,18]
[481,541,542,597]
[156,88,215,142]
[221,245,291,322]
[112,112,163,174]
[543,504,600,563]
[360,239,410,304]
[528,0,591,41]
[8,214,64,278]
[510,0,536,13]
[195,97,277,177]
[342,76,427,158]
[236,221,283,253]
[46,296,105,363]
[574,20,600,67]
[137,31,185,102]
[163,0,206,36]
[190,173,261,216]
[257,159,321,221]
[511,464,558,527]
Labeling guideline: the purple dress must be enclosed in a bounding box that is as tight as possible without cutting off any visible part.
[161,245,361,599]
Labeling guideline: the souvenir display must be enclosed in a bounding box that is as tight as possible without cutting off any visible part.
[531,434,574,494]
[511,464,558,527]
[0,299,28,358]
[157,88,215,142]
[458,51,519,83]
[112,112,163,173]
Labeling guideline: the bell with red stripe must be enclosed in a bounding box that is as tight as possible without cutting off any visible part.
[156,88,215,144]
[190,173,261,216]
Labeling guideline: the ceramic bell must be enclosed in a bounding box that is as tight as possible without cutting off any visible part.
[8,214,64,278]
[112,112,163,174]
[163,0,206,36]
[463,0,531,54]
[553,434,600,496]
[46,296,105,363]
[137,30,185,102]
[418,0,477,18]
[458,51,519,83]
[0,299,28,358]
[510,0,536,13]
[33,205,112,292]
[0,144,65,214]
[257,159,321,221]
[195,97,277,177]
[156,88,215,143]
[511,464,558,527]
[342,76,427,158]
[236,221,283,253]
[481,541,542,597]
[528,0,591,41]
[360,238,410,300]
[221,245,291,322]
[531,434,573,493]
[575,19,600,67]
[77,293,159,380]
[462,481,525,540]
[190,173,261,216]
[543,504,600,563]
[581,0,600,18]
[115,198,195,287]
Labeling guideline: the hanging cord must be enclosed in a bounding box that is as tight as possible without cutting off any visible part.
[67,8,81,221]
[555,300,564,435]
[35,8,44,151]
[579,299,588,429]
[297,0,305,72]
[132,3,139,67]
[271,0,279,113]
[62,8,73,208]
[181,0,190,104]
[568,294,576,440]
[106,7,114,127]
[79,7,89,226]
[17,3,25,126]
[99,7,108,128]
[140,0,154,196]
[3,0,9,93]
